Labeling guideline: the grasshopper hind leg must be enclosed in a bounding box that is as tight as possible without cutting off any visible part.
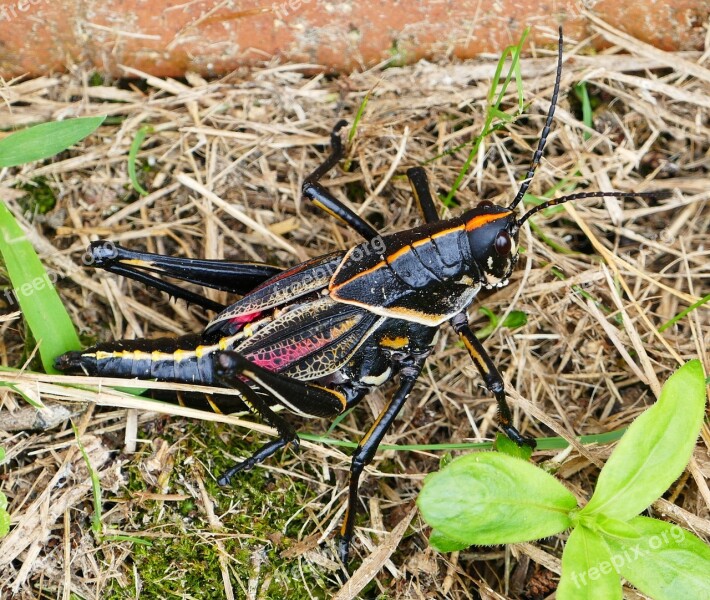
[81,241,283,312]
[213,352,346,484]
[213,353,299,485]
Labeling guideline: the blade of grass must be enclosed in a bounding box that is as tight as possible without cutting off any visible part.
[549,266,618,319]
[443,28,530,206]
[0,365,147,396]
[573,82,593,141]
[348,90,371,144]
[0,381,44,408]
[127,126,152,196]
[342,89,373,172]
[422,120,513,167]
[0,116,105,167]
[657,292,710,333]
[0,203,81,373]
[528,220,576,254]
[300,427,626,452]
[72,422,103,535]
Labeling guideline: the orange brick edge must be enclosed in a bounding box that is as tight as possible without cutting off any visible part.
[0,0,707,78]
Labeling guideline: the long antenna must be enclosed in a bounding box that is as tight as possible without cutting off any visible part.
[508,26,563,211]
[516,190,671,228]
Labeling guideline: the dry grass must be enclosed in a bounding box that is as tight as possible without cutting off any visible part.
[1,22,709,600]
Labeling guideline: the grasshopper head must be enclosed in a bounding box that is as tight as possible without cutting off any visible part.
[463,201,519,289]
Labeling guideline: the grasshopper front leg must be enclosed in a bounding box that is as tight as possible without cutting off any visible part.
[450,312,536,448]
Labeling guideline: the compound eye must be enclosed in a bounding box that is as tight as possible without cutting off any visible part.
[494,230,512,255]
[478,200,494,208]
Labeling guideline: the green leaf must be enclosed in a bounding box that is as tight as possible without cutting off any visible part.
[592,514,642,540]
[494,433,533,460]
[603,516,710,600]
[502,310,527,329]
[417,452,576,546]
[557,526,621,600]
[478,306,497,325]
[475,308,527,339]
[0,116,105,167]
[429,528,471,553]
[0,508,9,537]
[0,382,44,408]
[0,203,81,373]
[474,306,498,339]
[0,491,9,537]
[581,360,706,521]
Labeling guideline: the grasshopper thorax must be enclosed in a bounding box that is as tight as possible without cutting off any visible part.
[462,201,519,289]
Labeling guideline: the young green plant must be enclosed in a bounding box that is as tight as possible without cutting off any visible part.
[417,360,709,600]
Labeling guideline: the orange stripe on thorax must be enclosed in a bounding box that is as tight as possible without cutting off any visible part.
[464,212,510,231]
[386,224,467,263]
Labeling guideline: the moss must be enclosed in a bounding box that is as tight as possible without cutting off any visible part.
[17,177,57,216]
[103,419,335,598]
[344,179,366,204]
[77,333,99,351]
[89,72,105,87]
[387,39,407,68]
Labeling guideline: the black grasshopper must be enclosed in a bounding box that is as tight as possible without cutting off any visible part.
[56,29,661,568]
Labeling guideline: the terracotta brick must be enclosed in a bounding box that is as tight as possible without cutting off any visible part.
[0,0,706,78]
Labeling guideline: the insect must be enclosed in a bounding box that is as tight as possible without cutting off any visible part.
[55,28,663,569]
